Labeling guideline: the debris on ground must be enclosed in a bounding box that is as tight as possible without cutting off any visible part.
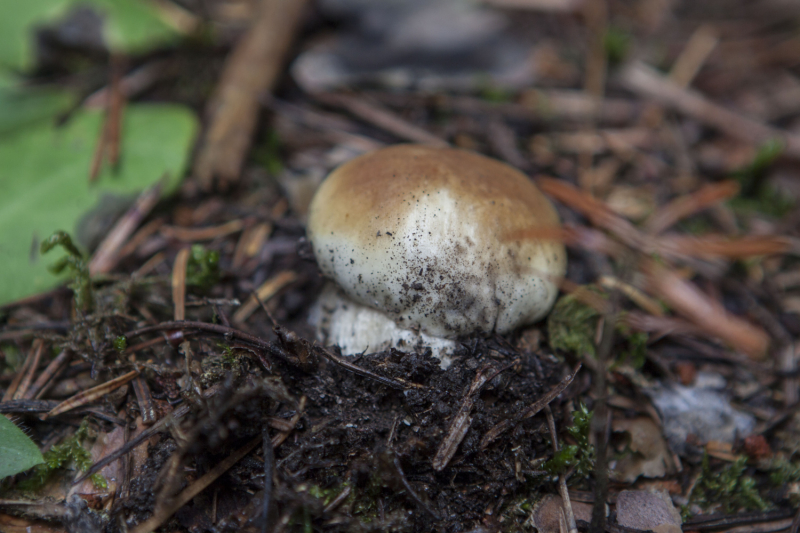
[2,0,800,531]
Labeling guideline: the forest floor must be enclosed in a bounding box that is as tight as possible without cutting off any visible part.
[3,0,800,532]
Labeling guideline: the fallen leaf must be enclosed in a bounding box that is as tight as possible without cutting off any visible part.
[532,494,594,533]
[611,417,677,482]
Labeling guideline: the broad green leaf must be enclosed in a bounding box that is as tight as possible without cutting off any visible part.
[87,0,179,56]
[0,0,178,72]
[0,415,44,479]
[0,82,76,136]
[0,103,198,305]
[0,0,69,72]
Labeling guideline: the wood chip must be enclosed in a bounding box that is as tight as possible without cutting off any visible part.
[172,248,191,321]
[193,0,309,190]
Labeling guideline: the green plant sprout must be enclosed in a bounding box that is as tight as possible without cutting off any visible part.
[113,336,127,354]
[253,129,284,176]
[544,403,596,482]
[40,231,92,312]
[768,457,800,486]
[729,139,793,218]
[19,419,106,491]
[547,290,649,368]
[690,454,768,513]
[186,244,220,291]
[604,27,631,65]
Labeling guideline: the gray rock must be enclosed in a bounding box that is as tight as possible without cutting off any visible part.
[647,381,755,456]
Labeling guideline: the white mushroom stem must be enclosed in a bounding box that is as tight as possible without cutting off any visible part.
[309,284,456,368]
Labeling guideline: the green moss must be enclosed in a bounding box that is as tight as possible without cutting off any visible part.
[728,139,793,218]
[40,231,92,312]
[768,457,800,486]
[548,291,602,358]
[691,454,768,513]
[253,129,283,176]
[113,336,127,354]
[186,244,220,291]
[547,289,649,367]
[19,419,106,491]
[604,27,631,65]
[617,328,648,369]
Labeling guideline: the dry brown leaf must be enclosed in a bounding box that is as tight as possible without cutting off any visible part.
[532,495,594,533]
[611,417,677,482]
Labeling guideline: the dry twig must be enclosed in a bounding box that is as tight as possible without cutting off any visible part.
[193,0,309,189]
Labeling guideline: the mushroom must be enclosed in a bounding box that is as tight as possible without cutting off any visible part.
[306,144,566,364]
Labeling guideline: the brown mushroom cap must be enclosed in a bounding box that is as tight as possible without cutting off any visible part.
[307,144,566,339]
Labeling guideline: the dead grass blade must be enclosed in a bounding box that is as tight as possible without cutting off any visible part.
[645,180,740,234]
[12,340,45,401]
[641,259,769,359]
[172,248,190,321]
[504,225,625,258]
[669,25,719,87]
[160,219,245,242]
[27,349,71,400]
[89,181,162,275]
[537,177,646,249]
[43,370,140,419]
[598,275,664,316]
[545,405,578,533]
[655,234,791,259]
[481,364,581,449]
[314,92,449,147]
[232,270,298,324]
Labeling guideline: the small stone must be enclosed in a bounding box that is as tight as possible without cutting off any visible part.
[616,490,682,533]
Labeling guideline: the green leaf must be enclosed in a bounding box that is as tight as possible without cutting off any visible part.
[0,0,69,72]
[0,103,198,305]
[86,0,179,55]
[0,82,76,136]
[0,415,44,479]
[0,0,178,72]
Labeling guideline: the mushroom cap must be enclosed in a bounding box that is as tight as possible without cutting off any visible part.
[306,144,566,339]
